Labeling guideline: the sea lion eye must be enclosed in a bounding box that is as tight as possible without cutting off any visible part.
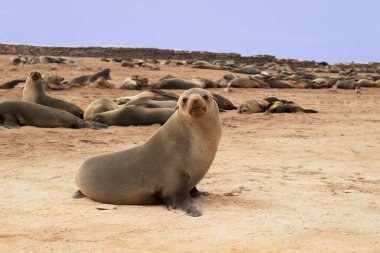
[203,95,209,101]
[182,97,188,104]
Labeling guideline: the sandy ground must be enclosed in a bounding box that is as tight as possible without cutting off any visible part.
[0,55,379,253]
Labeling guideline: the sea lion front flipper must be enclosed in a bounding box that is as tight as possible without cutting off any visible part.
[190,186,209,198]
[160,173,202,217]
[3,117,21,129]
[73,190,85,199]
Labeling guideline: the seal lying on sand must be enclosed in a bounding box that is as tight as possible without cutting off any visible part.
[0,78,26,89]
[151,77,215,89]
[23,71,84,118]
[0,100,106,129]
[83,98,119,120]
[87,105,175,126]
[266,100,318,113]
[68,68,111,86]
[74,88,222,217]
[237,99,269,113]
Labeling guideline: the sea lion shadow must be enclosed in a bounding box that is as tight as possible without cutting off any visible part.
[197,193,273,210]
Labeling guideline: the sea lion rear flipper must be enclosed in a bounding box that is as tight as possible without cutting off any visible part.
[3,117,21,129]
[73,190,85,199]
[150,89,179,100]
[303,109,319,113]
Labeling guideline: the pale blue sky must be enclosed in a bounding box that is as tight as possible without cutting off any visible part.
[1,0,379,63]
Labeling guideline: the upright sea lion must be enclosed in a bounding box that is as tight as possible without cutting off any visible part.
[74,88,222,216]
[68,68,111,86]
[0,100,106,129]
[88,105,175,126]
[84,98,119,120]
[23,72,84,118]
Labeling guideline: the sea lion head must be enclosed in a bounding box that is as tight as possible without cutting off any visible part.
[178,88,217,118]
[237,103,248,113]
[28,71,42,81]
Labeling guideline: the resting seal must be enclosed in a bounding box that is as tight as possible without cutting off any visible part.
[0,100,106,129]
[83,98,119,120]
[68,68,111,86]
[74,88,222,216]
[151,78,212,89]
[237,99,269,113]
[23,72,84,118]
[88,105,175,126]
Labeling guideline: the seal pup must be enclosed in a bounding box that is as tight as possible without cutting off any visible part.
[84,98,119,120]
[87,105,175,126]
[74,88,222,216]
[23,71,84,118]
[0,100,106,129]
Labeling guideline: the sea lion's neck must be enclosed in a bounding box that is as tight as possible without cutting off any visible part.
[24,79,46,99]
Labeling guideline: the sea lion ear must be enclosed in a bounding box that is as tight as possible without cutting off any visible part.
[175,105,179,111]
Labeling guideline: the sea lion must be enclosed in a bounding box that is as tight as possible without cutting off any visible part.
[23,71,84,118]
[266,101,318,113]
[192,61,222,70]
[151,78,204,89]
[88,105,175,126]
[336,80,359,89]
[211,93,237,110]
[83,98,119,120]
[237,99,269,113]
[0,100,106,129]
[119,75,149,90]
[0,78,26,89]
[228,78,269,88]
[88,76,115,89]
[68,68,111,86]
[266,77,295,88]
[74,88,222,216]
[42,74,69,90]
[114,89,179,105]
[123,98,178,109]
[231,67,260,75]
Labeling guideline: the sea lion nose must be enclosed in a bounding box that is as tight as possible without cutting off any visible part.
[31,72,39,81]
